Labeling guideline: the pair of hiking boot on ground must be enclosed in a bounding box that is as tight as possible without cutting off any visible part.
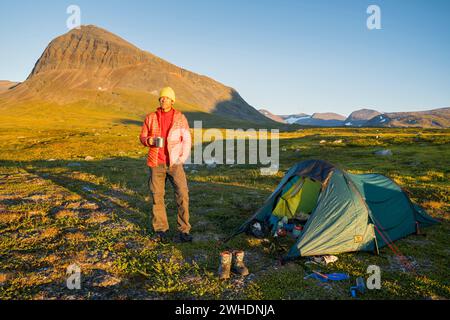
[218,250,249,279]
[152,231,193,243]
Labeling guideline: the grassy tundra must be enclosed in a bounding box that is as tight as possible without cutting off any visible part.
[0,115,448,299]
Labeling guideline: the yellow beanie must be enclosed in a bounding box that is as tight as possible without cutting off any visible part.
[159,87,176,103]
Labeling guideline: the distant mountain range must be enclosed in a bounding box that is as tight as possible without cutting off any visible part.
[364,108,450,128]
[259,107,450,128]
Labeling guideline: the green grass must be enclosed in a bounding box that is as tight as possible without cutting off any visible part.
[0,120,448,299]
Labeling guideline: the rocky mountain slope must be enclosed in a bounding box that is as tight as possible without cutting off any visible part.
[0,81,19,92]
[0,25,275,126]
[344,109,381,126]
[365,107,450,128]
[258,109,286,123]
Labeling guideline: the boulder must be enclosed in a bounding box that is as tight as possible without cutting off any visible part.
[374,149,393,156]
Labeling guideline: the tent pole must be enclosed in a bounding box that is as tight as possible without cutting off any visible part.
[373,234,380,256]
[415,221,421,235]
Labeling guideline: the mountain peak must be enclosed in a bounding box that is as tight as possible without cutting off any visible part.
[29,25,152,78]
[311,112,346,120]
[65,25,138,48]
[5,25,273,125]
[346,109,381,121]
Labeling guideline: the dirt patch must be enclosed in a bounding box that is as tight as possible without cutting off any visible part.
[193,233,223,242]
[184,252,209,264]
[91,273,122,288]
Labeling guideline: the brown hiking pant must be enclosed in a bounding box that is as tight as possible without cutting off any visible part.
[148,164,191,233]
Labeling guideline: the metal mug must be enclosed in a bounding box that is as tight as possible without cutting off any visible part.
[154,137,164,148]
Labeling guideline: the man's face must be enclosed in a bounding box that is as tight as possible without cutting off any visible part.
[159,96,173,111]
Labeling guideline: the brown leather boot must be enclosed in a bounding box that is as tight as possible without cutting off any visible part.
[232,250,249,276]
[218,251,232,280]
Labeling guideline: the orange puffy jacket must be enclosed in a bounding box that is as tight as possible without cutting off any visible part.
[139,108,192,167]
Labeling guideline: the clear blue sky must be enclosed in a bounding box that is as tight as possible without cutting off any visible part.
[1,0,449,116]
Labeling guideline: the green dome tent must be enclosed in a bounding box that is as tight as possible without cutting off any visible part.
[226,160,438,259]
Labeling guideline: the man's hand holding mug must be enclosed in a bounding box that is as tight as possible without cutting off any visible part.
[147,136,164,148]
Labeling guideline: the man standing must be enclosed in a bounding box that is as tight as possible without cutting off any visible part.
[140,87,193,243]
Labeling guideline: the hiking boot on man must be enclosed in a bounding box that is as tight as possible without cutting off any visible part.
[151,231,169,243]
[140,87,193,243]
[174,232,193,243]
